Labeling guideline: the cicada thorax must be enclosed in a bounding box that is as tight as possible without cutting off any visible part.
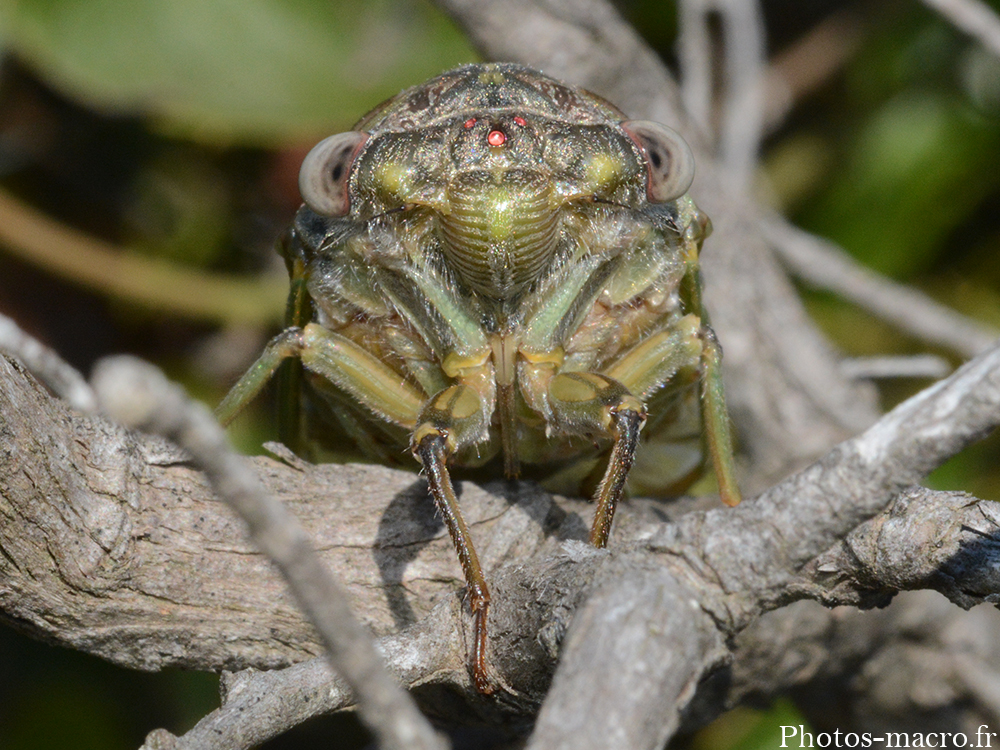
[438,168,560,299]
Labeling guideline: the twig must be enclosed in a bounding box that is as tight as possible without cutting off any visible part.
[677,0,767,188]
[763,11,864,133]
[89,357,447,750]
[0,312,96,413]
[765,216,999,359]
[677,0,714,136]
[0,187,286,325]
[920,0,1000,59]
[169,613,458,750]
[716,0,767,190]
[839,354,952,380]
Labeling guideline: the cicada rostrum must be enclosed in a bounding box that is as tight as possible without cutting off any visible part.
[218,62,740,694]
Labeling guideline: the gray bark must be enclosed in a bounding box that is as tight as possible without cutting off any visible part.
[4,341,1000,747]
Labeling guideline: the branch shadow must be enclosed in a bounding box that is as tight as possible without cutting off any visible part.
[372,474,573,633]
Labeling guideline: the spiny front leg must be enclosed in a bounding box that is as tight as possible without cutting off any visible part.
[217,323,425,430]
[410,384,495,694]
[605,313,742,509]
[548,372,648,548]
[590,397,646,548]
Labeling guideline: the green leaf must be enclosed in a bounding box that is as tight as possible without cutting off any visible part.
[0,0,477,145]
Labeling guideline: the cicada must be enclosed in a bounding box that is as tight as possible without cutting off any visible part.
[218,63,740,694]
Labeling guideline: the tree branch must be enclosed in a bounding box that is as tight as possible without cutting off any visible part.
[3,335,999,748]
[765,217,999,359]
[920,0,1000,59]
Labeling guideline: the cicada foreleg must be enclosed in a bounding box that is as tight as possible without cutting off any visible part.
[547,372,646,548]
[609,313,741,509]
[410,384,495,694]
[567,318,704,547]
[554,308,740,548]
[216,323,424,431]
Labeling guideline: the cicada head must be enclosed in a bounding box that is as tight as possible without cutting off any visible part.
[296,64,697,302]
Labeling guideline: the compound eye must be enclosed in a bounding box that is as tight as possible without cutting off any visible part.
[621,120,695,203]
[299,131,369,216]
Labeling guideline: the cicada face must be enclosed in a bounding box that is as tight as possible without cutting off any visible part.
[220,63,738,694]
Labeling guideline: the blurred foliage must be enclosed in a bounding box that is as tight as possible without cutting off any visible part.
[793,6,1000,279]
[686,700,806,750]
[0,625,219,750]
[0,0,477,144]
[1,0,999,748]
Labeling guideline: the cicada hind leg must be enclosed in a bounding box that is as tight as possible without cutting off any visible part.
[698,324,740,508]
[677,221,741,509]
